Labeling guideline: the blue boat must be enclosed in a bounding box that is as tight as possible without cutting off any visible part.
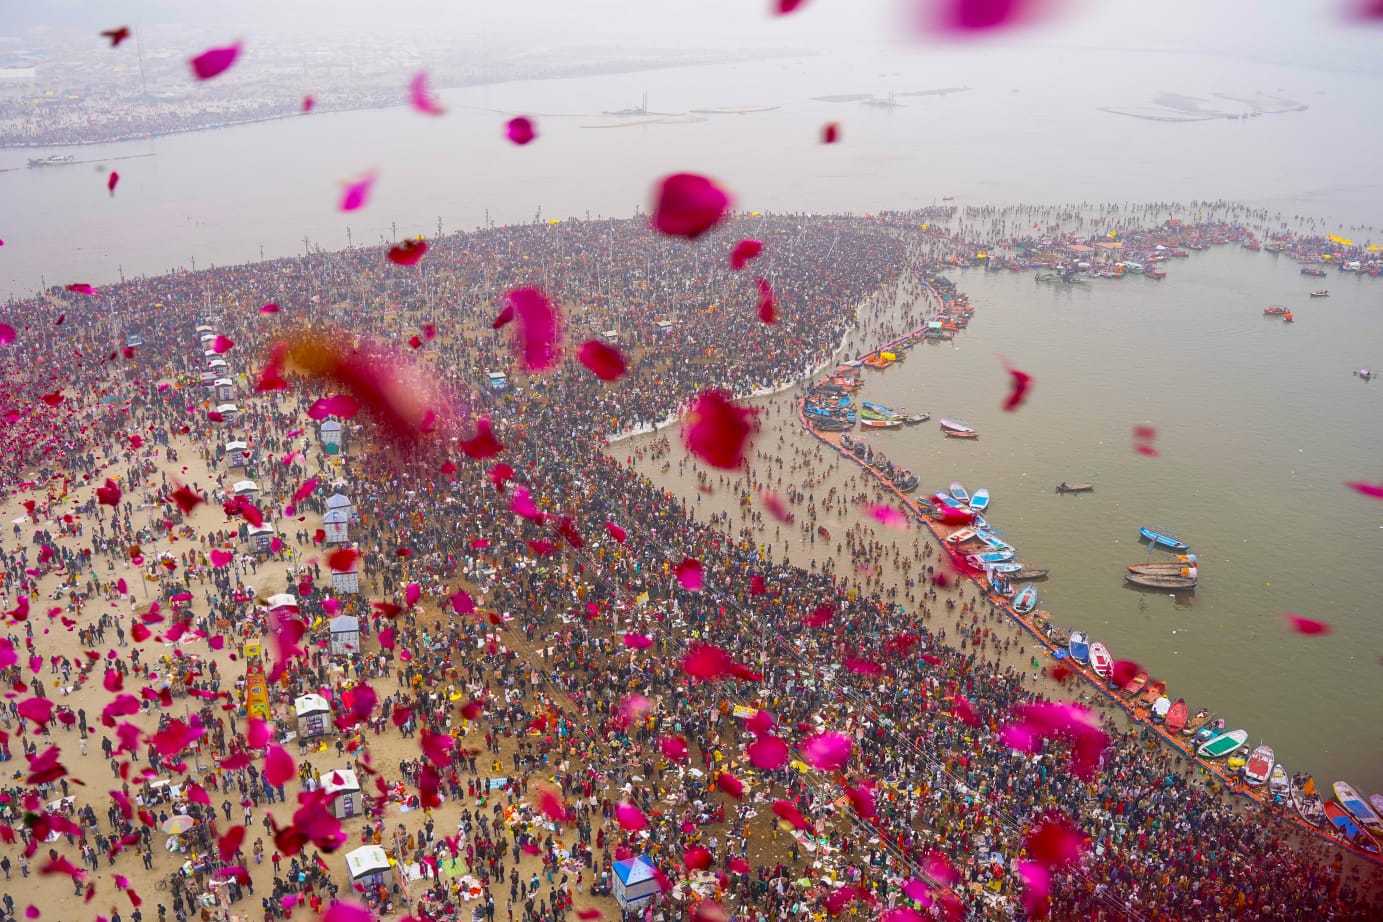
[1013,586,1038,613]
[1068,631,1090,664]
[989,562,1023,574]
[971,549,1015,564]
[860,401,900,419]
[931,492,966,510]
[968,488,990,513]
[1139,527,1191,553]
[949,481,970,504]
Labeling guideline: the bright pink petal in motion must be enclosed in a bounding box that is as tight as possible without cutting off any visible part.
[821,122,840,143]
[756,276,778,323]
[504,287,564,372]
[682,390,756,470]
[339,172,377,212]
[1283,613,1331,635]
[730,239,763,270]
[189,42,242,80]
[506,116,537,145]
[674,557,704,590]
[800,731,852,771]
[408,71,446,115]
[1346,481,1383,499]
[867,504,908,529]
[108,171,119,196]
[388,240,429,266]
[1000,356,1033,411]
[651,173,732,240]
[577,339,627,381]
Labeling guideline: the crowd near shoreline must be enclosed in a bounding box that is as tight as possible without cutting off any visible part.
[0,205,1379,922]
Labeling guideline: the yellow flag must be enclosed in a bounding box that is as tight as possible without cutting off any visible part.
[1108,230,1117,238]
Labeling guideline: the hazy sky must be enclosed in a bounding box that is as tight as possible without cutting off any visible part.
[6,0,1380,69]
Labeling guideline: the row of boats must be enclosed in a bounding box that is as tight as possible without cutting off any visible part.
[1064,630,1383,855]
[934,484,1049,593]
[1126,527,1199,590]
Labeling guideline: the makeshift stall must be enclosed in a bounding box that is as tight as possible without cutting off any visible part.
[486,371,508,393]
[345,844,391,890]
[332,550,361,595]
[208,357,229,376]
[613,855,660,910]
[217,404,240,423]
[323,508,350,544]
[320,419,343,453]
[322,768,362,819]
[225,440,250,467]
[245,523,276,553]
[232,479,258,499]
[214,378,235,401]
[329,614,361,656]
[325,491,355,519]
[295,694,333,740]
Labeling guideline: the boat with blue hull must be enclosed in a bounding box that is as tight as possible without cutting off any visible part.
[1013,586,1037,613]
[968,487,990,512]
[1068,631,1090,664]
[1139,526,1191,552]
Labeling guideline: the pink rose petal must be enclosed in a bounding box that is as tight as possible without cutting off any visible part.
[756,276,778,324]
[746,736,789,770]
[800,731,852,771]
[408,71,446,116]
[506,116,537,145]
[504,287,564,372]
[1283,612,1331,635]
[1000,356,1033,411]
[614,802,647,831]
[730,239,763,270]
[388,239,429,266]
[821,122,840,143]
[1346,481,1383,499]
[577,339,627,381]
[682,390,756,469]
[651,173,732,239]
[674,557,703,590]
[108,171,119,196]
[339,172,377,212]
[682,642,732,680]
[190,42,242,80]
[866,504,909,529]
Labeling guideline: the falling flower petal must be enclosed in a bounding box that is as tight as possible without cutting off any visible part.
[800,731,852,771]
[96,478,122,507]
[102,26,131,46]
[301,95,315,113]
[326,547,359,572]
[660,736,689,761]
[1000,357,1033,411]
[66,283,96,295]
[506,116,537,145]
[108,171,119,196]
[614,802,647,831]
[621,633,653,650]
[1283,613,1331,635]
[0,323,14,345]
[760,491,792,522]
[577,339,627,381]
[674,557,704,590]
[682,390,756,469]
[747,736,790,770]
[821,122,840,143]
[190,42,242,80]
[1018,861,1051,920]
[1346,481,1383,499]
[1024,813,1084,869]
[339,172,377,212]
[682,642,732,680]
[322,900,373,922]
[459,417,504,459]
[651,173,732,239]
[504,287,564,372]
[730,239,763,270]
[952,695,980,727]
[1111,659,1142,687]
[260,302,281,313]
[771,800,812,831]
[778,0,809,12]
[756,276,778,323]
[388,239,429,265]
[408,71,446,115]
[1132,425,1159,456]
[717,771,745,799]
[924,0,1061,35]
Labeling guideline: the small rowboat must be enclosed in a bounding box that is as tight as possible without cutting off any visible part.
[1163,698,1188,734]
[968,488,990,512]
[1198,728,1248,759]
[949,482,970,504]
[1125,572,1197,590]
[1192,719,1225,747]
[1243,745,1274,786]
[1068,631,1090,664]
[1119,669,1148,697]
[1292,773,1327,827]
[1309,289,1329,297]
[859,418,902,429]
[1268,764,1290,799]
[1139,526,1191,552]
[945,528,976,545]
[944,429,979,439]
[1056,482,1094,493]
[1323,803,1380,854]
[1264,305,1289,315]
[1012,586,1037,613]
[1334,782,1383,834]
[1127,554,1196,576]
[1183,708,1214,735]
[939,418,975,434]
[1089,642,1112,679]
[1010,568,1048,582]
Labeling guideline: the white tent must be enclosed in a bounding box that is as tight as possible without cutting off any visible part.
[344,845,390,884]
[613,856,660,909]
[214,378,235,400]
[217,404,240,422]
[329,615,360,656]
[295,694,332,738]
[225,441,249,467]
[320,419,343,449]
[245,523,276,552]
[264,592,299,613]
[322,769,362,819]
[324,492,354,517]
[232,479,258,497]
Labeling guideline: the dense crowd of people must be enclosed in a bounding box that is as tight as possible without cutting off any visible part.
[0,207,1378,922]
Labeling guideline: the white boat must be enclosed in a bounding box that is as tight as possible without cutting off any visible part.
[1242,745,1273,786]
[939,418,975,434]
[1268,764,1290,799]
[945,528,976,545]
[1088,642,1112,678]
[1198,728,1249,759]
[949,482,970,504]
[968,488,990,512]
[1334,782,1383,834]
[1068,631,1090,664]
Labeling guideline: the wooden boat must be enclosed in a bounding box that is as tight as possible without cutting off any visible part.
[944,429,979,439]
[1323,803,1380,854]
[1163,698,1188,734]
[1292,773,1327,826]
[861,401,901,419]
[1056,482,1094,493]
[901,412,930,425]
[1138,526,1191,552]
[938,418,975,434]
[949,482,970,504]
[860,418,902,430]
[1192,719,1226,746]
[1127,559,1197,577]
[1198,729,1248,759]
[1309,289,1329,297]
[945,528,976,545]
[1125,572,1197,590]
[968,488,990,512]
[1119,670,1148,697]
[1012,586,1037,613]
[1300,266,1327,277]
[1138,680,1166,707]
[1183,708,1214,735]
[1010,568,1048,582]
[1263,305,1289,315]
[1333,782,1383,834]
[1243,745,1274,786]
[863,353,891,368]
[1089,642,1112,678]
[1268,763,1290,800]
[1068,631,1090,664]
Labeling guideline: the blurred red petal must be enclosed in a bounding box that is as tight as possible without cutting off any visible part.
[408,71,446,115]
[800,731,852,771]
[651,173,732,239]
[821,122,840,143]
[506,116,537,145]
[682,390,756,469]
[756,276,778,323]
[1346,481,1383,499]
[1024,813,1084,869]
[388,240,429,266]
[1018,861,1051,920]
[674,557,704,590]
[867,504,909,529]
[577,339,627,381]
[778,0,809,12]
[1000,357,1033,411]
[747,736,790,770]
[682,642,732,680]
[1111,659,1142,687]
[730,239,763,270]
[108,171,119,195]
[1283,612,1331,635]
[505,287,564,372]
[604,521,628,543]
[102,26,131,46]
[190,42,242,80]
[339,172,377,212]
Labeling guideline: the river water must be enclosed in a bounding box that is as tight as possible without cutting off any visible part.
[3,42,1382,790]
